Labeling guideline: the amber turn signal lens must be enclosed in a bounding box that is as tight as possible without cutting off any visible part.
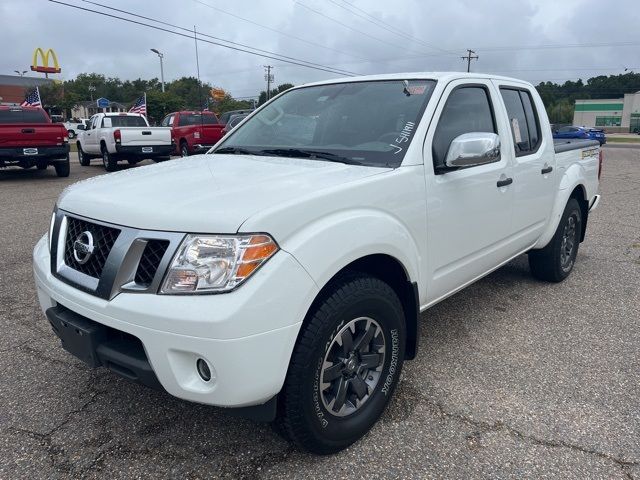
[236,236,278,278]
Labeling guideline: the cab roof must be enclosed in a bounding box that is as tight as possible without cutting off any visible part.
[300,71,534,89]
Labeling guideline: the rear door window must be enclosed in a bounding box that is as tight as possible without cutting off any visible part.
[500,88,541,155]
[177,113,219,126]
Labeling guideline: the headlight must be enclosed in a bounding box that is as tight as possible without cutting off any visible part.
[160,234,278,294]
[48,211,56,252]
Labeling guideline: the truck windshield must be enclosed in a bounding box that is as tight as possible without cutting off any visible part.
[107,116,148,127]
[0,109,48,124]
[214,80,436,167]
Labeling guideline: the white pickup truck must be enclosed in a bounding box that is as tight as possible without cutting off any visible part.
[34,73,601,454]
[76,112,174,171]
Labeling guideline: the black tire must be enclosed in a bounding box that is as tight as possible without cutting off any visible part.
[280,274,406,454]
[528,198,582,282]
[180,141,189,157]
[77,144,90,166]
[101,146,117,172]
[36,163,47,170]
[54,156,70,177]
[68,130,76,139]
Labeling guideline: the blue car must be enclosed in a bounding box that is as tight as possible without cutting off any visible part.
[553,125,606,145]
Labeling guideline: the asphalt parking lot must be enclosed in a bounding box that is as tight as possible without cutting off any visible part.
[1,148,639,479]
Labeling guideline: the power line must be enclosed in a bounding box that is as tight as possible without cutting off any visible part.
[80,0,358,76]
[50,1,358,77]
[294,1,433,56]
[190,0,366,61]
[328,0,457,55]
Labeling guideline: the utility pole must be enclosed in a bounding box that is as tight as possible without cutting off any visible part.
[194,25,205,111]
[461,49,478,73]
[264,65,274,101]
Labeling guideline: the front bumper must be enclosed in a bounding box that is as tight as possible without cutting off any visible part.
[115,144,174,157]
[33,235,318,408]
[0,144,69,167]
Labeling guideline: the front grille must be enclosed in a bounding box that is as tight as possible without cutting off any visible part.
[64,217,120,278]
[134,240,170,286]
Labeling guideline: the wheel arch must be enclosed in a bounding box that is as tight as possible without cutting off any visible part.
[568,184,589,242]
[298,254,420,361]
[534,178,589,249]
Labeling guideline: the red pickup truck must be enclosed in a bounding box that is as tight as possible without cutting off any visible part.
[161,111,225,157]
[0,106,70,177]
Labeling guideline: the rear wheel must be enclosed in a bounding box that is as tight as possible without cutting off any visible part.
[68,130,76,139]
[54,156,70,177]
[280,274,405,454]
[180,141,189,157]
[529,198,582,282]
[101,146,117,172]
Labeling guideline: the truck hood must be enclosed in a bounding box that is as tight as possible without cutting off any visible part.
[58,154,389,233]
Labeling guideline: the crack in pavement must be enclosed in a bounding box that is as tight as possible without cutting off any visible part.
[424,397,639,479]
[4,375,109,475]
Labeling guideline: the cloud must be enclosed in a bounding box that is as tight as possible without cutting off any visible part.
[2,0,638,100]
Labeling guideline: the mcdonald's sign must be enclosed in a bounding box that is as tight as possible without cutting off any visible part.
[31,48,61,74]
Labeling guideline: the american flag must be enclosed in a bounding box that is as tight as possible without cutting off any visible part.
[21,87,42,107]
[129,94,147,115]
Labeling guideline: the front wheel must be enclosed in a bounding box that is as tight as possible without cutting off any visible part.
[280,274,406,454]
[77,144,90,166]
[102,147,117,172]
[54,156,70,177]
[528,198,582,282]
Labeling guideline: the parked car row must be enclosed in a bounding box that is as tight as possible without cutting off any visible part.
[1,106,256,175]
[552,125,606,145]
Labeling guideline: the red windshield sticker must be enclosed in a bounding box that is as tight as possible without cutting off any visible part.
[406,85,426,95]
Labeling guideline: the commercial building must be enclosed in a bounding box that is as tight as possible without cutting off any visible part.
[71,100,128,119]
[0,74,53,105]
[573,92,640,133]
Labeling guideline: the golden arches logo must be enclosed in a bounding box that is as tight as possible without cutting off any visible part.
[31,48,61,74]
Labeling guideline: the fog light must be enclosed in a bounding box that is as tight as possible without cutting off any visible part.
[196,358,212,382]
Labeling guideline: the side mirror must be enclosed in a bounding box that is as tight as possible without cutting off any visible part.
[445,132,501,168]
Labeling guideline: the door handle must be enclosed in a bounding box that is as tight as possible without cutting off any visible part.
[497,177,513,188]
[541,166,553,174]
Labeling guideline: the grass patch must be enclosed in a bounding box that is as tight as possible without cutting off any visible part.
[607,137,640,143]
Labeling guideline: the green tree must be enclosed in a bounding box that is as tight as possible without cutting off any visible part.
[166,77,212,110]
[258,83,294,105]
[145,90,184,125]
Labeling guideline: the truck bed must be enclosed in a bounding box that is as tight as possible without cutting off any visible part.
[553,138,600,153]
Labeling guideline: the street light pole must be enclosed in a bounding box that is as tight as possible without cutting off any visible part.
[150,49,165,93]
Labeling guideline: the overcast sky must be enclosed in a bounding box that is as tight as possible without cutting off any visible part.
[2,0,639,100]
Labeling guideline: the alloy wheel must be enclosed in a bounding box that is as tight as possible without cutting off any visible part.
[320,317,385,417]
